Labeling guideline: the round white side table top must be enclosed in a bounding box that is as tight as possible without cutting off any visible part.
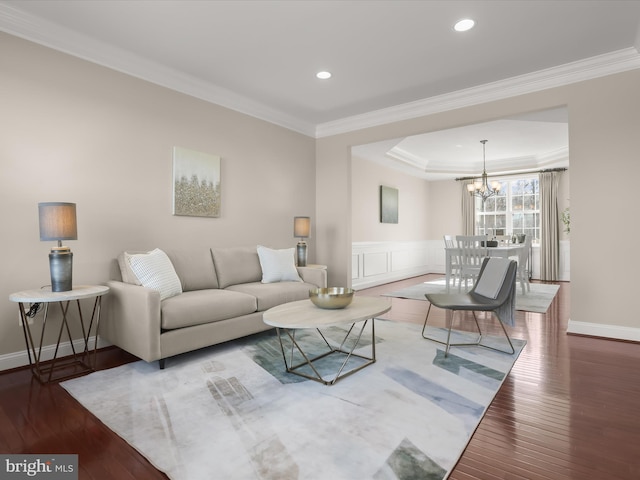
[9,285,110,303]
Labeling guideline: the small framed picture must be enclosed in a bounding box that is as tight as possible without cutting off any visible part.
[380,185,398,224]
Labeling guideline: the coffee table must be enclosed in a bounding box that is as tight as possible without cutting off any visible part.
[263,296,391,385]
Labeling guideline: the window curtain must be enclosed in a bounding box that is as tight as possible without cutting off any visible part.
[461,180,475,235]
[539,171,561,281]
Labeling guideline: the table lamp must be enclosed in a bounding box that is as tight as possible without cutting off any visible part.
[293,216,310,267]
[38,202,77,292]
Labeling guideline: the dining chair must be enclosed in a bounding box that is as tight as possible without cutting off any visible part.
[422,257,517,357]
[515,234,532,294]
[443,235,461,289]
[455,235,488,291]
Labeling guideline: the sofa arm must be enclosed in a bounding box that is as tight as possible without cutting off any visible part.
[297,267,327,288]
[102,280,163,363]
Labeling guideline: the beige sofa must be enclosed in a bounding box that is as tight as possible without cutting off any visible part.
[102,245,327,368]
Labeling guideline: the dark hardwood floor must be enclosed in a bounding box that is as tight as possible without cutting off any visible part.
[1,275,639,479]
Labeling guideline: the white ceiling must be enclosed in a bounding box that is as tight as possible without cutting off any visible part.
[1,0,639,178]
[353,107,570,180]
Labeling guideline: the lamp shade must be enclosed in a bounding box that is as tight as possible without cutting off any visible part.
[293,216,310,238]
[38,202,77,241]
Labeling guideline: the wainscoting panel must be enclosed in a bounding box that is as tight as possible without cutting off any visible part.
[351,254,360,280]
[352,241,436,290]
[391,247,429,272]
[352,240,570,290]
[363,252,388,278]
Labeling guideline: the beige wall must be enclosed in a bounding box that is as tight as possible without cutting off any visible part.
[351,155,431,242]
[351,163,571,244]
[0,33,315,358]
[558,170,570,241]
[318,70,640,337]
[425,180,463,240]
[2,31,637,362]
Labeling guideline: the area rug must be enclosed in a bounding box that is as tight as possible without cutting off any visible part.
[384,278,560,313]
[61,320,525,480]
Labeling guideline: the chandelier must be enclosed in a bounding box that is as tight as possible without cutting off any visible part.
[467,139,501,202]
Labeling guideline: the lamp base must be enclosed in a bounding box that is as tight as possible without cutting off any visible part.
[49,247,73,292]
[296,241,307,267]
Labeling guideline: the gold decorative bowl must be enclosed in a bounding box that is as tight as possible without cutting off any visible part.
[309,287,354,309]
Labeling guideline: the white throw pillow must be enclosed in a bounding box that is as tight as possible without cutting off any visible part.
[257,246,302,283]
[126,248,183,300]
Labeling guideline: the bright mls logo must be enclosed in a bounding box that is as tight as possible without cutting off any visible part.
[1,455,77,479]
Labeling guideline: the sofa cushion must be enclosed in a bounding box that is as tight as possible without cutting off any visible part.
[164,248,219,291]
[161,289,257,330]
[226,281,315,311]
[257,245,302,283]
[125,248,183,300]
[210,246,262,288]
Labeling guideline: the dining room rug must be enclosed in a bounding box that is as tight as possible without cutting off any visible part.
[61,319,525,480]
[383,278,560,313]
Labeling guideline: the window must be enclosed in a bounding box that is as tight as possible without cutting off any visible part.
[475,176,539,242]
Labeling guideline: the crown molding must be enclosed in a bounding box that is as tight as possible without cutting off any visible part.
[315,48,640,138]
[386,144,569,176]
[385,147,425,170]
[2,4,639,140]
[0,4,317,137]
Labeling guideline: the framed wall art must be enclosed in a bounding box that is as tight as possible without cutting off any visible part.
[380,185,398,224]
[172,147,221,217]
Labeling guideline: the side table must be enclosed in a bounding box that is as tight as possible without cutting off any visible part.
[9,285,109,383]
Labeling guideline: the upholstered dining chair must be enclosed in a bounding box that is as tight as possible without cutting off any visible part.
[422,257,517,357]
[455,235,488,291]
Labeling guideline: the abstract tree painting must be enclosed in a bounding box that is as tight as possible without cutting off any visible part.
[173,147,221,217]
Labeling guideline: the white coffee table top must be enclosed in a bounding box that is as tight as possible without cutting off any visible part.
[263,296,391,329]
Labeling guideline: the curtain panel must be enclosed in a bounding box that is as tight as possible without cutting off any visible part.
[539,171,561,280]
[461,180,475,235]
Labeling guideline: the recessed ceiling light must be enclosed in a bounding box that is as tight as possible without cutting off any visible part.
[316,71,332,80]
[454,18,475,32]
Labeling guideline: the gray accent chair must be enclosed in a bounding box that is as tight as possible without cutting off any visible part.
[422,257,517,357]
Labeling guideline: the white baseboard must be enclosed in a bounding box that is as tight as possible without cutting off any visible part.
[567,320,640,342]
[0,336,111,372]
[352,267,432,290]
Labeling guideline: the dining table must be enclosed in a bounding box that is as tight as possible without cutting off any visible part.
[445,243,526,292]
